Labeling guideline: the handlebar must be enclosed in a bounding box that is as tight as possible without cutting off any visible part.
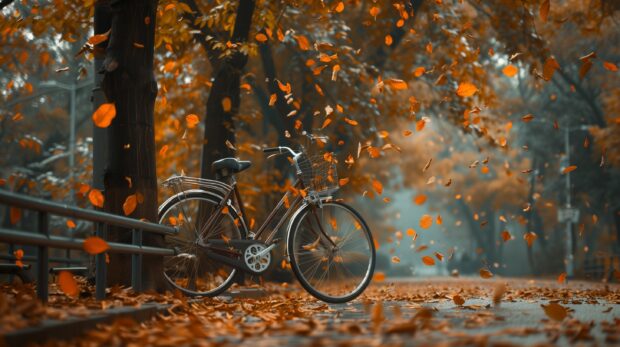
[262,146,298,157]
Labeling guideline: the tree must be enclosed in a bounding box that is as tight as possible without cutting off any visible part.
[96,0,162,289]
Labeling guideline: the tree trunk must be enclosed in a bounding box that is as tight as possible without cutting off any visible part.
[97,0,162,290]
[200,0,256,179]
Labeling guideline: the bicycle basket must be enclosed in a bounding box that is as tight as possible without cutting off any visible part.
[297,153,339,196]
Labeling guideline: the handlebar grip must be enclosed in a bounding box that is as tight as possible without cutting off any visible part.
[263,147,281,155]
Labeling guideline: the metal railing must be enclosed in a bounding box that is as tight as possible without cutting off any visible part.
[0,190,177,302]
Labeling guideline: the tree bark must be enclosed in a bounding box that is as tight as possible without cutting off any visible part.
[200,0,256,179]
[97,0,162,290]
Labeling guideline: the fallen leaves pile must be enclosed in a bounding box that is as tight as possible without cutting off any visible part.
[1,278,619,346]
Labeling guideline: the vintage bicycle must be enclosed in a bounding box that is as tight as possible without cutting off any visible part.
[158,137,376,303]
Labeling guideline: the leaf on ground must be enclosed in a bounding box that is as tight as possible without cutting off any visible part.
[453,294,465,306]
[542,302,568,321]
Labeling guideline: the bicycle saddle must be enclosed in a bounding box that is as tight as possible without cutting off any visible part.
[211,157,252,175]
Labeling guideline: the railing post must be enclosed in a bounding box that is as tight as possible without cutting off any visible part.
[131,229,143,292]
[37,212,49,302]
[95,222,107,300]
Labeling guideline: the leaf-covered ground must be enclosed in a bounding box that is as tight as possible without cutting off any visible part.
[1,278,620,346]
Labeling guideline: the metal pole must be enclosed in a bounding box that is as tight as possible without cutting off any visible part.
[565,126,574,277]
[95,222,107,300]
[131,229,143,292]
[69,85,77,203]
[37,212,49,302]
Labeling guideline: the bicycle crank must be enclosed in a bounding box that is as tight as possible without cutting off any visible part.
[198,239,274,275]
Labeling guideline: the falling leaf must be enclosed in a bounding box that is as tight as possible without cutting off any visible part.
[344,118,358,126]
[419,215,433,229]
[83,236,110,255]
[255,33,268,42]
[159,145,169,157]
[562,165,577,174]
[456,82,477,97]
[222,97,232,112]
[58,271,79,297]
[92,103,116,128]
[542,303,568,321]
[539,0,550,22]
[416,119,426,131]
[579,59,593,79]
[453,294,465,306]
[391,256,400,263]
[334,1,344,12]
[186,114,200,128]
[321,118,332,129]
[435,251,444,261]
[385,78,407,90]
[369,6,380,18]
[88,189,104,208]
[268,93,277,106]
[123,194,138,216]
[524,232,537,247]
[294,35,310,50]
[479,268,493,279]
[413,67,425,77]
[385,34,393,46]
[339,178,349,186]
[501,230,512,242]
[372,179,383,195]
[423,158,432,172]
[502,64,518,77]
[542,57,560,81]
[521,114,535,122]
[225,140,236,151]
[422,256,435,266]
[603,61,618,72]
[557,272,567,284]
[373,272,386,282]
[66,220,76,228]
[414,194,427,205]
[87,30,110,45]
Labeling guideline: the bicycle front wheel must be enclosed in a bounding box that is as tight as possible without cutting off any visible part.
[288,201,375,303]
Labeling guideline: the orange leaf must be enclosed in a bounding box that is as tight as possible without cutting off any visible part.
[385,34,393,46]
[334,1,344,12]
[524,232,537,247]
[58,271,79,297]
[501,230,512,242]
[542,303,568,321]
[413,67,425,77]
[603,61,618,72]
[479,268,493,279]
[385,78,407,90]
[87,30,110,45]
[419,214,433,229]
[159,145,169,157]
[413,194,427,205]
[321,118,332,129]
[391,256,400,263]
[186,114,200,128]
[294,35,310,50]
[268,93,277,106]
[543,57,560,81]
[557,272,567,284]
[83,236,110,255]
[369,6,380,17]
[255,33,268,42]
[373,271,386,282]
[123,194,138,216]
[502,64,518,77]
[521,114,535,122]
[539,0,550,22]
[562,165,577,174]
[422,256,435,266]
[9,207,21,225]
[344,118,358,126]
[416,119,426,131]
[456,82,477,97]
[339,178,349,186]
[372,179,383,195]
[453,294,465,306]
[221,97,232,112]
[407,228,417,240]
[88,189,104,208]
[66,220,77,228]
[92,103,116,128]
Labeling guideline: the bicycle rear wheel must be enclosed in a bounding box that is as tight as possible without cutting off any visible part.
[158,190,246,296]
[288,201,375,303]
